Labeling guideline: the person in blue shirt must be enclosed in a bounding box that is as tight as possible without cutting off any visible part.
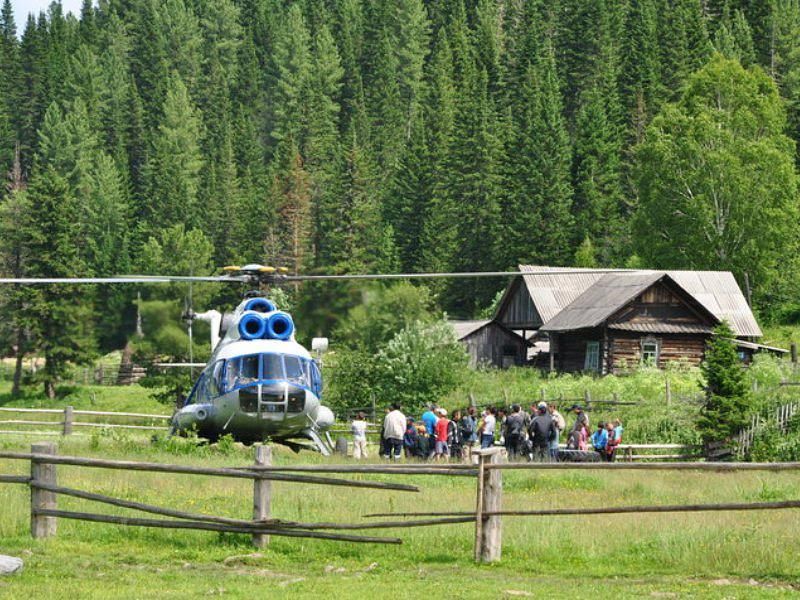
[590,422,608,458]
[421,406,438,435]
[421,405,439,459]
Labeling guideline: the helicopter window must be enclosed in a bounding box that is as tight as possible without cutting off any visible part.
[309,361,322,396]
[226,355,260,390]
[212,360,225,392]
[239,355,259,385]
[283,356,306,386]
[261,354,284,381]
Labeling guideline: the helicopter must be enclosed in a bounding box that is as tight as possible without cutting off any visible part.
[0,264,620,453]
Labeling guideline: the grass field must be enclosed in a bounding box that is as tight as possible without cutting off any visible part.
[1,433,800,598]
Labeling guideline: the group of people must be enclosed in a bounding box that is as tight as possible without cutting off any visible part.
[350,402,624,462]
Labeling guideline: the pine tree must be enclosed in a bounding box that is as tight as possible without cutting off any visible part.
[21,106,97,397]
[445,67,504,312]
[572,84,626,265]
[265,147,312,276]
[0,0,18,176]
[699,321,750,451]
[140,73,203,238]
[622,0,663,135]
[502,43,574,267]
[266,3,311,155]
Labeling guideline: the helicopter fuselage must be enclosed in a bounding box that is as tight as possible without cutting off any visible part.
[172,335,334,446]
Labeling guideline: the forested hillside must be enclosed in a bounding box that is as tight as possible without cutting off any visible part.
[0,0,799,373]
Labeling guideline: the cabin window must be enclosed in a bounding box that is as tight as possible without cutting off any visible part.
[641,338,660,365]
[284,355,307,386]
[584,341,600,372]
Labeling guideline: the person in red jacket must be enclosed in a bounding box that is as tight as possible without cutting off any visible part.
[434,408,450,461]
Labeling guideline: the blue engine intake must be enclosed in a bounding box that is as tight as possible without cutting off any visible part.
[238,312,267,340]
[265,312,294,340]
[244,297,277,313]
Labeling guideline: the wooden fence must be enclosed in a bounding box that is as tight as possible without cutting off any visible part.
[3,443,799,562]
[0,406,170,437]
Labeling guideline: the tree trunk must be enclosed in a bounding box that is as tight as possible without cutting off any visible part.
[11,329,24,397]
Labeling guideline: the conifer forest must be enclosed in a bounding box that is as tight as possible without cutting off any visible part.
[1,0,800,377]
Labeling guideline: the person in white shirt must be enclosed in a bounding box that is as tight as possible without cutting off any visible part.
[382,403,406,460]
[351,412,369,459]
[480,406,497,449]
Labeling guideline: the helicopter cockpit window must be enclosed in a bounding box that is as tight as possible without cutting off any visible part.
[226,355,260,390]
[283,355,307,386]
[261,354,284,381]
[224,353,315,391]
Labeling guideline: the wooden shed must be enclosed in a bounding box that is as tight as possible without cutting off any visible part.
[450,320,528,368]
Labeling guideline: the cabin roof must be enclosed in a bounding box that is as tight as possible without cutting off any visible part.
[449,319,530,344]
[518,266,761,337]
[450,319,492,339]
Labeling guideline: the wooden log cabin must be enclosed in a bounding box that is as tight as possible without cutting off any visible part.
[493,266,772,374]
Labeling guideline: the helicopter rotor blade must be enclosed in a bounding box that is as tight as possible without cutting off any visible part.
[0,275,251,284]
[281,269,627,282]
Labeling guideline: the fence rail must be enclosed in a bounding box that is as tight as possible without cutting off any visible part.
[0,405,171,436]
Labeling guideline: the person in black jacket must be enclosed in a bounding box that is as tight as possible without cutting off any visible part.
[528,402,556,461]
[504,405,526,459]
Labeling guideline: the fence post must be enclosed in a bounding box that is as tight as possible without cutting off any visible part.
[63,406,73,436]
[665,378,671,407]
[791,343,797,366]
[584,389,591,411]
[473,447,504,563]
[252,445,271,548]
[31,441,57,539]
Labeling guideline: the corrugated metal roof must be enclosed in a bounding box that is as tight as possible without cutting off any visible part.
[666,270,762,337]
[518,266,761,337]
[609,322,715,334]
[518,266,608,323]
[449,320,491,340]
[539,272,667,332]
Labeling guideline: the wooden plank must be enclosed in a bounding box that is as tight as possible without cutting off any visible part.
[253,445,271,548]
[365,499,800,518]
[71,422,168,431]
[72,410,171,419]
[0,407,63,414]
[33,509,402,544]
[30,442,57,539]
[0,430,68,436]
[485,462,800,471]
[29,480,471,531]
[0,452,419,491]
[0,475,30,484]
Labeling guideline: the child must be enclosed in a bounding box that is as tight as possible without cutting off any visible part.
[605,421,619,462]
[403,418,418,458]
[590,422,608,458]
[350,412,368,460]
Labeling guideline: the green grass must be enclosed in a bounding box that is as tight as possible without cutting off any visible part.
[0,381,165,414]
[0,434,799,597]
